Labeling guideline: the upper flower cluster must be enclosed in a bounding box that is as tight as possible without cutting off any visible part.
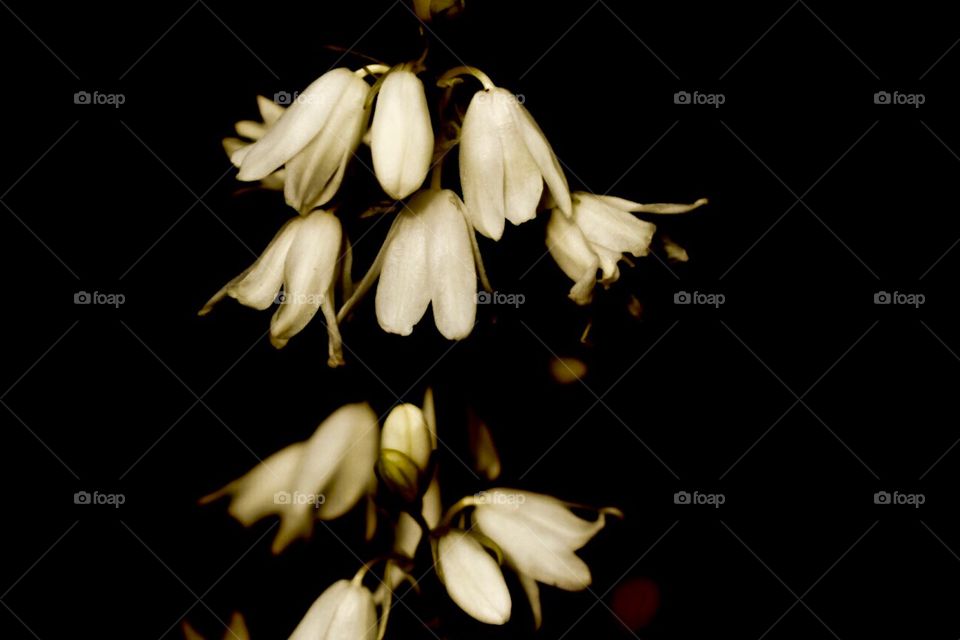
[205,62,705,365]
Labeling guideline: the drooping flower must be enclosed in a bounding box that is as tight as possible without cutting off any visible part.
[370,66,434,200]
[200,403,380,554]
[231,68,370,214]
[459,85,572,240]
[341,189,478,340]
[289,579,378,640]
[472,488,620,627]
[199,210,345,366]
[222,95,286,190]
[547,192,707,304]
[436,528,512,625]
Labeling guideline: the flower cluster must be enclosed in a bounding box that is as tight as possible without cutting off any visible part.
[201,394,620,636]
[196,4,706,636]
[201,62,705,366]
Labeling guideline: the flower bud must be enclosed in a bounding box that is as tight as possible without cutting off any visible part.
[379,404,434,501]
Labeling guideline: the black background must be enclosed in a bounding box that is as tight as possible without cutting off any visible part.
[2,0,960,638]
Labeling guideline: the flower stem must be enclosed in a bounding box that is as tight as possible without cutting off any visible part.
[437,65,495,90]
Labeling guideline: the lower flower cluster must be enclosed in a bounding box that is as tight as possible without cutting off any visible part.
[201,394,621,637]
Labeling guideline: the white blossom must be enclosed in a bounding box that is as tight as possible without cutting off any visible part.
[459,86,571,240]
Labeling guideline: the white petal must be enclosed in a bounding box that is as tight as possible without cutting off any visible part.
[199,216,301,315]
[276,403,379,550]
[269,211,342,348]
[459,91,506,240]
[424,191,476,339]
[595,194,708,214]
[289,580,378,640]
[371,69,434,200]
[573,193,656,258]
[201,442,303,527]
[375,203,432,335]
[545,209,598,305]
[518,573,543,629]
[473,489,610,590]
[284,74,368,213]
[438,530,511,625]
[235,119,267,140]
[222,137,246,158]
[238,68,361,181]
[255,95,285,127]
[511,98,571,216]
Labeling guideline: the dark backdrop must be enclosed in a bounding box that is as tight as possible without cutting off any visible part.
[2,0,960,638]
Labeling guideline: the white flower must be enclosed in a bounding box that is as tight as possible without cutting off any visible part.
[289,579,377,640]
[459,86,571,240]
[471,489,619,626]
[437,529,511,625]
[231,68,370,214]
[546,192,707,305]
[201,403,380,554]
[199,210,345,366]
[370,67,434,200]
[341,189,477,339]
[222,95,286,190]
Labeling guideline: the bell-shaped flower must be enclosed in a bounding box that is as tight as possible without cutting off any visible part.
[341,189,478,340]
[370,66,434,200]
[379,403,434,501]
[437,529,511,625]
[471,488,619,627]
[222,95,286,190]
[231,68,370,214]
[289,579,378,640]
[547,192,707,305]
[201,403,380,554]
[199,210,345,366]
[459,86,571,240]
